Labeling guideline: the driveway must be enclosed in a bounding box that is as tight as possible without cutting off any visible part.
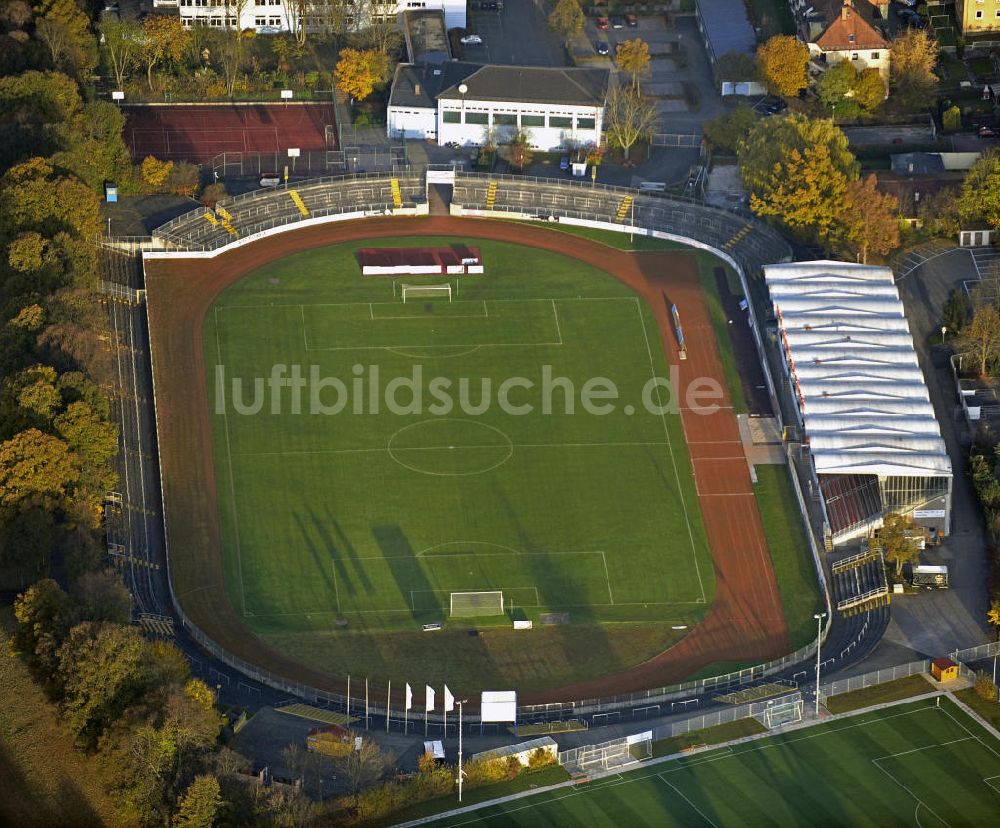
[886,246,993,657]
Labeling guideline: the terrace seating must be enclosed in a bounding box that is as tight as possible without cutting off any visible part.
[820,474,883,539]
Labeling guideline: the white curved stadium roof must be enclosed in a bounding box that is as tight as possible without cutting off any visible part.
[765,261,951,479]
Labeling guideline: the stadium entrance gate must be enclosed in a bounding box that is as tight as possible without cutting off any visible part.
[425,164,461,215]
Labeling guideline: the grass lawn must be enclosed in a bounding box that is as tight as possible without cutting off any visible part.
[206,236,714,691]
[954,687,1000,731]
[752,465,823,650]
[386,765,570,826]
[824,674,935,714]
[428,697,1000,826]
[650,717,766,758]
[0,617,119,828]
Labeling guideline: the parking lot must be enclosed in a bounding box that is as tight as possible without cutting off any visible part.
[460,0,566,67]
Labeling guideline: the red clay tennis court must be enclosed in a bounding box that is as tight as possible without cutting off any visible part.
[122,103,337,164]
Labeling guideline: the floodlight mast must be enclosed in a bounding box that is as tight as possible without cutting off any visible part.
[457,699,468,802]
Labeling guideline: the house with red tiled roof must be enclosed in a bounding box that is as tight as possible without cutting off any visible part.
[790,0,890,88]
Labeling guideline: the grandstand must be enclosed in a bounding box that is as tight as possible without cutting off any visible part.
[764,261,952,546]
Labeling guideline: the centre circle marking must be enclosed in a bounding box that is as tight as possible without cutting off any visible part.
[387,418,514,476]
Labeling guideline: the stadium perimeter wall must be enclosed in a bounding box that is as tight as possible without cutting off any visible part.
[139,175,830,724]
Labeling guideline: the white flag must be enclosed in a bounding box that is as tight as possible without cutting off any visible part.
[405,682,413,711]
[443,684,455,713]
[425,685,435,712]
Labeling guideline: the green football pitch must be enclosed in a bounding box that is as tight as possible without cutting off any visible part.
[205,236,714,641]
[427,697,1000,827]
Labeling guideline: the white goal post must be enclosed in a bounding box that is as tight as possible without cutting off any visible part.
[401,283,452,303]
[450,591,504,618]
[762,698,804,730]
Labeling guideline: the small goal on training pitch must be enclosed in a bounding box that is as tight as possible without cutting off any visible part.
[762,698,804,730]
[401,283,452,303]
[450,591,504,618]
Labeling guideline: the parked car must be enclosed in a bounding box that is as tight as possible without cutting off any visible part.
[980,126,998,138]
[895,0,917,7]
[610,14,625,29]
[625,13,638,27]
[560,156,570,171]
[595,15,608,30]
[460,34,483,45]
[596,41,610,56]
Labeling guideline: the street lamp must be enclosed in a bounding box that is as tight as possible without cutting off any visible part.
[941,325,947,343]
[458,83,468,146]
[814,612,827,716]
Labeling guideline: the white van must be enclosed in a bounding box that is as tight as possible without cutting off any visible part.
[259,174,281,188]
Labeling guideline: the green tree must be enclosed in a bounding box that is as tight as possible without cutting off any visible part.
[715,50,757,82]
[834,174,900,263]
[817,60,857,114]
[703,105,757,154]
[616,38,650,91]
[173,775,222,828]
[548,0,585,43]
[12,577,71,674]
[58,622,146,745]
[959,149,1000,231]
[55,401,119,489]
[877,513,921,578]
[99,18,143,90]
[71,570,132,625]
[942,289,970,335]
[918,188,961,239]
[756,35,809,97]
[890,29,938,110]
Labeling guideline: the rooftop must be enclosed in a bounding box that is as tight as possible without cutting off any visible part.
[695,0,756,57]
[403,9,451,64]
[436,65,610,108]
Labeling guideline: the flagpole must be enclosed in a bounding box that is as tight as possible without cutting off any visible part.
[386,680,391,733]
[365,678,369,731]
[346,675,350,720]
[457,700,465,803]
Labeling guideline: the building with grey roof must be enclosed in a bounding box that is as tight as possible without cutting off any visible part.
[388,63,610,149]
[695,0,757,65]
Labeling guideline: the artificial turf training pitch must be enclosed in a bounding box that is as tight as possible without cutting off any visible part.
[426,696,1000,827]
[205,236,714,638]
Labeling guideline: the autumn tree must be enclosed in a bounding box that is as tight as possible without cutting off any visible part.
[988,598,1000,633]
[703,105,757,154]
[0,427,80,512]
[960,305,1000,376]
[603,82,659,162]
[757,35,809,98]
[748,142,850,244]
[334,47,389,102]
[334,736,393,804]
[877,513,921,578]
[508,129,534,170]
[918,188,960,239]
[834,174,900,263]
[616,38,650,91]
[35,0,96,74]
[142,14,190,91]
[890,29,938,110]
[12,577,71,675]
[853,67,886,112]
[100,18,144,90]
[548,0,585,43]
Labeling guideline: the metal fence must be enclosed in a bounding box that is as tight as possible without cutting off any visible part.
[559,692,803,771]
[819,660,929,702]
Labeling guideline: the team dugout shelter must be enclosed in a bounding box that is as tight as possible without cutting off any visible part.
[357,245,483,276]
[764,261,952,546]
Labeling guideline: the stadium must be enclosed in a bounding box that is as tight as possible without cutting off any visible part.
[100,163,929,722]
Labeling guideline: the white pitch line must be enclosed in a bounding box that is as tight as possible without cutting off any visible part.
[658,776,721,828]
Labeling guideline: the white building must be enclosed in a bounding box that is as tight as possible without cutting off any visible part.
[159,0,466,33]
[791,0,890,86]
[388,63,609,151]
[765,261,952,544]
